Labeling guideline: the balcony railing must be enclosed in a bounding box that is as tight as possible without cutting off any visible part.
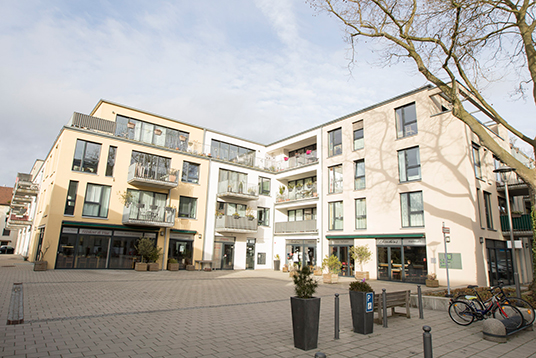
[127,163,179,189]
[122,205,176,227]
[271,151,319,172]
[7,214,32,227]
[217,181,258,200]
[276,184,318,203]
[275,220,317,234]
[13,173,38,197]
[500,214,533,232]
[215,215,258,233]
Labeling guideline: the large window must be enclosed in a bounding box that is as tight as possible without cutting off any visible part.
[115,115,189,151]
[400,191,424,227]
[182,161,200,184]
[484,191,493,229]
[398,146,421,182]
[64,181,78,215]
[259,177,271,196]
[72,139,101,173]
[328,165,343,193]
[179,196,197,219]
[82,184,111,218]
[131,151,171,180]
[354,159,365,190]
[218,169,248,194]
[477,188,484,228]
[288,208,316,221]
[328,201,343,230]
[353,120,364,150]
[211,139,255,165]
[328,128,342,157]
[105,146,117,177]
[472,143,482,179]
[127,190,167,221]
[355,198,367,229]
[258,207,270,226]
[395,103,417,138]
[218,202,247,216]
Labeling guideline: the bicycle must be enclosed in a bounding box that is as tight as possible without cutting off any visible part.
[449,286,524,329]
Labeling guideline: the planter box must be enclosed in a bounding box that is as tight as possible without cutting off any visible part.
[282,266,288,273]
[274,260,280,271]
[135,262,147,271]
[313,269,322,276]
[168,263,179,271]
[147,263,159,271]
[33,261,47,271]
[291,296,321,351]
[355,271,370,280]
[186,265,195,271]
[323,273,338,284]
[349,290,374,334]
[426,279,439,288]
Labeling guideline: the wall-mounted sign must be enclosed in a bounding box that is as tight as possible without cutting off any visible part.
[376,239,402,246]
[439,253,462,269]
[62,227,78,234]
[79,229,112,236]
[330,239,354,245]
[114,231,143,238]
[170,233,194,241]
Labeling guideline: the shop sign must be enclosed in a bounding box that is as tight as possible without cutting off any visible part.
[62,227,78,234]
[114,231,143,238]
[79,228,112,236]
[403,238,426,246]
[439,253,462,269]
[376,239,402,246]
[330,239,353,245]
[144,233,157,238]
[170,233,193,241]
[215,236,235,243]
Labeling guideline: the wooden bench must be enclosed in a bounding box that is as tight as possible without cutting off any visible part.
[374,290,411,324]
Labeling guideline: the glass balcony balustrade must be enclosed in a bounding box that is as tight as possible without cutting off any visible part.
[127,163,179,189]
[215,214,258,233]
[122,205,176,227]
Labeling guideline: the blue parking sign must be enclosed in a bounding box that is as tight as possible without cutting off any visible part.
[366,292,373,313]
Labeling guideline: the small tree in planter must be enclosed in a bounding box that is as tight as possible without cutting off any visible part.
[322,255,342,284]
[426,273,439,287]
[135,237,161,271]
[291,265,320,351]
[274,254,281,271]
[349,279,374,334]
[167,258,179,271]
[350,245,372,280]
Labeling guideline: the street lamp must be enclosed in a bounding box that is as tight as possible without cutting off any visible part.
[493,166,521,298]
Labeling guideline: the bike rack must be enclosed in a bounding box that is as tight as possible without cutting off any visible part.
[483,317,533,343]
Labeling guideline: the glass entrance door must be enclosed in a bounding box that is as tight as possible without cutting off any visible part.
[390,247,402,281]
[222,243,234,270]
[377,247,389,280]
[246,239,255,269]
[330,246,354,276]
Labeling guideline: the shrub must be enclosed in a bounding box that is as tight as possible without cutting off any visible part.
[349,279,373,292]
[135,237,161,263]
[293,265,318,299]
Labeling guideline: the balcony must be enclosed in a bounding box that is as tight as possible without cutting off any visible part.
[7,214,32,228]
[276,184,318,204]
[215,215,258,233]
[217,181,259,201]
[500,214,533,234]
[13,173,38,197]
[122,205,176,227]
[127,163,179,189]
[271,151,319,172]
[275,220,317,234]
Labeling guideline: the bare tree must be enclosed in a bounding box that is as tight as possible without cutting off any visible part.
[309,0,536,200]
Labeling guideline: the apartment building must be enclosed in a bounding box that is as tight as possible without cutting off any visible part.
[9,85,532,287]
[1,186,19,248]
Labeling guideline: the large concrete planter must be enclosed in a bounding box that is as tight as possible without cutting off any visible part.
[274,260,280,271]
[349,290,374,334]
[291,296,321,351]
[323,273,339,284]
[33,261,47,271]
[355,271,370,280]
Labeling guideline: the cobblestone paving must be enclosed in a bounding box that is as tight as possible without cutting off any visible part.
[0,255,535,357]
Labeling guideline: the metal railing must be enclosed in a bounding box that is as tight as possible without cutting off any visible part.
[274,220,317,234]
[500,214,533,232]
[128,163,179,185]
[276,184,318,203]
[217,180,258,198]
[215,215,258,231]
[122,205,176,227]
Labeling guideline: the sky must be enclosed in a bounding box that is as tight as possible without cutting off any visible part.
[0,0,534,186]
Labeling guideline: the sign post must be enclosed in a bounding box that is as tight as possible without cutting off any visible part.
[442,222,451,296]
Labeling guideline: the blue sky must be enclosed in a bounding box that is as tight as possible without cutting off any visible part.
[0,0,533,186]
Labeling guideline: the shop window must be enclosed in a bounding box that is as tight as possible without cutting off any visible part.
[484,191,493,229]
[64,181,79,215]
[354,159,365,190]
[398,146,421,182]
[328,128,342,157]
[72,139,101,173]
[258,177,271,196]
[105,146,117,177]
[178,196,197,219]
[355,198,366,229]
[258,207,270,226]
[328,165,343,193]
[82,183,111,218]
[400,191,424,227]
[353,120,364,150]
[328,201,343,230]
[182,161,200,184]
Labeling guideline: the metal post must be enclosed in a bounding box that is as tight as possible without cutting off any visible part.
[382,288,388,328]
[417,285,424,319]
[315,353,327,358]
[334,293,339,340]
[504,181,522,298]
[443,222,451,296]
[423,325,433,358]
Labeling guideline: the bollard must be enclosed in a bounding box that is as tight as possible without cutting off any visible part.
[334,293,340,340]
[423,326,433,358]
[418,285,424,319]
[315,353,327,358]
[382,288,388,328]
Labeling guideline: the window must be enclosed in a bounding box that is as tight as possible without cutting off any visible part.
[131,151,171,180]
[179,197,197,219]
[2,228,10,236]
[398,146,421,182]
[472,143,482,179]
[211,140,255,166]
[72,140,101,173]
[328,201,343,230]
[395,103,417,138]
[477,188,484,228]
[328,165,343,193]
[64,181,79,215]
[288,208,316,221]
[355,198,367,229]
[328,128,342,156]
[354,159,365,190]
[353,120,364,150]
[289,144,317,158]
[218,169,247,193]
[400,191,424,227]
[82,184,111,218]
[258,207,270,226]
[182,162,200,184]
[259,177,270,196]
[127,190,167,221]
[105,146,117,177]
[484,191,493,229]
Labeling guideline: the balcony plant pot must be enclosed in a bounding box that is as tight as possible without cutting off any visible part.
[147,263,159,271]
[135,262,147,271]
[33,261,47,271]
[313,267,322,276]
[291,296,321,351]
[355,271,370,280]
[167,262,179,271]
[349,281,374,335]
[274,259,280,271]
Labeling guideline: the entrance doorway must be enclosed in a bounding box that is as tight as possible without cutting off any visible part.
[285,239,317,269]
[213,237,235,270]
[246,239,255,269]
[486,239,514,286]
[376,238,427,283]
[330,245,354,276]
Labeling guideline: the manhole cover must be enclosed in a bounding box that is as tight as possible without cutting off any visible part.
[2,265,15,268]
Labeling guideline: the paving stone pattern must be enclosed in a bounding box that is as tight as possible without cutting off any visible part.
[0,255,535,357]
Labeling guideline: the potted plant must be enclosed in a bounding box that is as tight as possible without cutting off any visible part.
[322,255,342,284]
[350,245,372,280]
[135,237,161,271]
[232,212,240,219]
[290,265,320,351]
[278,185,286,199]
[34,245,49,271]
[282,264,289,273]
[167,258,179,271]
[238,182,244,193]
[426,273,439,287]
[306,179,313,188]
[296,182,303,191]
[215,210,224,218]
[349,279,374,334]
[288,182,295,191]
[313,266,322,276]
[274,254,281,271]
[118,190,134,208]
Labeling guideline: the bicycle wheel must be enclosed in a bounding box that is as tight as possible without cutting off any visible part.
[449,301,475,326]
[500,297,535,326]
[492,303,524,330]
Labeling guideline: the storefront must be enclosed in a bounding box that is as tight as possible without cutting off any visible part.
[328,239,354,277]
[213,236,235,270]
[56,225,157,269]
[377,237,427,283]
[286,238,317,269]
[168,232,194,270]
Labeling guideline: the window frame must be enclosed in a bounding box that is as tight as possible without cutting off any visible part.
[82,183,111,218]
[328,165,343,194]
[354,159,366,190]
[328,128,343,157]
[258,207,270,226]
[472,143,482,179]
[400,191,424,228]
[258,177,271,196]
[181,161,200,184]
[105,146,117,177]
[355,198,367,229]
[72,139,102,174]
[64,181,79,215]
[353,120,364,151]
[395,102,418,138]
[398,146,421,183]
[483,191,494,229]
[328,201,344,230]
[178,196,198,219]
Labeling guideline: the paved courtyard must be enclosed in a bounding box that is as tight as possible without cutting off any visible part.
[0,255,535,358]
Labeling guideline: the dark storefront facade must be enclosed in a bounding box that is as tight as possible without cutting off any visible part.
[376,237,427,284]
